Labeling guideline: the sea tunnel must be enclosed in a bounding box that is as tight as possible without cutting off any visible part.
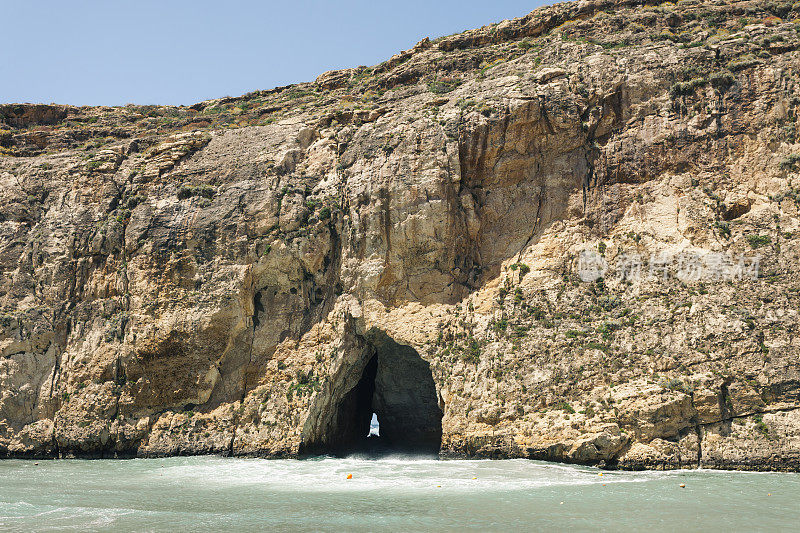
[300,329,443,456]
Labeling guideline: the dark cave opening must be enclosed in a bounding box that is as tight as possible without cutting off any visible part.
[301,330,443,457]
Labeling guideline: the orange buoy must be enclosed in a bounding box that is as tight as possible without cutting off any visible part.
[679,483,686,488]
[347,474,352,479]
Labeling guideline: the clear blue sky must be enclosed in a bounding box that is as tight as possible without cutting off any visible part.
[1,0,549,106]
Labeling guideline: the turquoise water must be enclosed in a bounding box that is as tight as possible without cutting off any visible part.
[0,456,798,532]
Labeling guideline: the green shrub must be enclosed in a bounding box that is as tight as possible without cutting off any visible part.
[584,341,611,352]
[462,338,482,364]
[727,55,759,72]
[286,89,316,99]
[597,322,620,339]
[509,262,530,276]
[710,70,736,91]
[513,288,524,305]
[714,220,731,238]
[125,194,147,210]
[512,324,529,338]
[747,234,771,248]
[665,378,687,392]
[559,401,576,414]
[427,78,462,94]
[178,184,216,200]
[670,77,707,97]
[491,318,508,333]
[753,414,769,436]
[479,58,505,76]
[780,153,800,168]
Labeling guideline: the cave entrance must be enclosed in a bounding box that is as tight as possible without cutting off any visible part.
[301,330,443,457]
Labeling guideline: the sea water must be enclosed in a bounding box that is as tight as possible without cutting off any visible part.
[0,456,798,532]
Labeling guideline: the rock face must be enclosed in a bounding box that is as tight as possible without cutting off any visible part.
[1,0,800,470]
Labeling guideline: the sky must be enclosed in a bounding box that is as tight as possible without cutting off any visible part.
[1,0,550,107]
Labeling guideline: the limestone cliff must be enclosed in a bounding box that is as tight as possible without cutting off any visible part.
[1,0,799,470]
